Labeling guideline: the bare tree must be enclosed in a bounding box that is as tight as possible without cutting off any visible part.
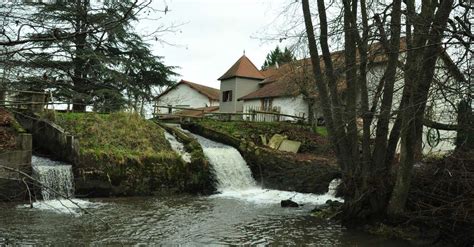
[301,0,459,220]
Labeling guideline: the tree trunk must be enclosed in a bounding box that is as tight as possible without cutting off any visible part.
[387,0,454,216]
[307,98,315,125]
[71,0,89,113]
[372,0,402,172]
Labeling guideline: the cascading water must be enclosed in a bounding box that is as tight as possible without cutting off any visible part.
[19,156,100,214]
[32,156,74,200]
[190,133,343,205]
[164,131,192,163]
[192,134,256,191]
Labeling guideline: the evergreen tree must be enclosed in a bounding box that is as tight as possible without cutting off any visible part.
[261,46,295,70]
[8,0,176,113]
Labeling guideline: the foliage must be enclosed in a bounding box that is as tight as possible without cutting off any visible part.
[4,1,176,112]
[261,46,295,70]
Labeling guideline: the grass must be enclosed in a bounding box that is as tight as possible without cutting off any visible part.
[315,126,328,137]
[55,112,172,162]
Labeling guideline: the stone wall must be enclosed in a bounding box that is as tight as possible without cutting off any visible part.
[0,133,32,201]
[157,123,215,194]
[182,122,340,194]
[13,112,79,163]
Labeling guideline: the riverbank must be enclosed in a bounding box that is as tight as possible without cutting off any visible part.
[51,112,213,196]
[182,120,340,194]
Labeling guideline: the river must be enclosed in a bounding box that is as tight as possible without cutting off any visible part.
[0,195,411,246]
[0,133,411,245]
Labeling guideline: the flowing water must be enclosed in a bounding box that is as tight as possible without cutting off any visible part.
[32,156,75,200]
[164,131,192,163]
[192,134,342,205]
[0,137,411,245]
[24,156,100,214]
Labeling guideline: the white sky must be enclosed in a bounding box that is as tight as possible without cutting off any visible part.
[138,0,289,89]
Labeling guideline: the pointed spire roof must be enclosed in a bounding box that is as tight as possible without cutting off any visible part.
[218,55,265,81]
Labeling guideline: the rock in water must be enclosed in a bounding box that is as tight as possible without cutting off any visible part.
[281,199,299,207]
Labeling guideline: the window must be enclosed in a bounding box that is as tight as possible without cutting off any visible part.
[222,90,233,102]
[261,98,273,111]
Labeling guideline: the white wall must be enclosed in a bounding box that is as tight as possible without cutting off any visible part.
[156,84,216,113]
[243,95,312,121]
[366,57,460,155]
[274,95,309,121]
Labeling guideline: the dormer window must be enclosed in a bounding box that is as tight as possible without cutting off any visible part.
[223,90,233,102]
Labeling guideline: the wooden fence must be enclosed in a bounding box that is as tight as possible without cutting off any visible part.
[153,105,306,123]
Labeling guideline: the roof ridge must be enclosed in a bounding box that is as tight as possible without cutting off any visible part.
[218,55,265,80]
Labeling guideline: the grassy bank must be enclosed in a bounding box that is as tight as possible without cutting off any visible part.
[55,112,172,162]
[52,112,212,196]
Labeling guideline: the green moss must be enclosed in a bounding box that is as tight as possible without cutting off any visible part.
[9,118,26,133]
[55,112,171,161]
[315,126,328,137]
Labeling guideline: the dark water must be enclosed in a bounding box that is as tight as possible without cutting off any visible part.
[0,195,411,246]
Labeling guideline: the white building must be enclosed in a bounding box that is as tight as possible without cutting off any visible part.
[216,41,465,155]
[155,79,219,114]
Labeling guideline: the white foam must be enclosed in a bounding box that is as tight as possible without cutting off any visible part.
[18,199,103,215]
[191,132,344,206]
[164,131,192,163]
[212,187,342,205]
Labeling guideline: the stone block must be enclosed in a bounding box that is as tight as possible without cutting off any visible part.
[268,134,287,149]
[259,135,267,146]
[16,133,32,151]
[278,140,301,153]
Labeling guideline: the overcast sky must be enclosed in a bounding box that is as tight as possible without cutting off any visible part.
[138,0,289,89]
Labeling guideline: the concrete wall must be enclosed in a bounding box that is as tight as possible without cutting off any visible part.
[14,112,79,163]
[0,133,32,201]
[156,84,218,113]
[219,78,237,113]
[219,77,260,113]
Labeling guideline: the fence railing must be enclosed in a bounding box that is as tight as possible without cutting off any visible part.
[0,89,48,113]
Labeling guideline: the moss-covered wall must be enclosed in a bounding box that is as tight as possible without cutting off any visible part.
[182,122,340,194]
[157,123,215,194]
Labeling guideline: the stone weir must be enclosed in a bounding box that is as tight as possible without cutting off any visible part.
[182,122,341,195]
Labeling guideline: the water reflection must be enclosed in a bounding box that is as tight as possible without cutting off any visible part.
[0,195,411,246]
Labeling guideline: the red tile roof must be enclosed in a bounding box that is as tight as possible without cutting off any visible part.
[239,39,408,101]
[156,80,220,101]
[218,55,265,80]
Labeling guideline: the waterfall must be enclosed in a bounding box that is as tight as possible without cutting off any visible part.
[327,178,341,197]
[20,156,101,214]
[190,133,343,205]
[164,131,192,163]
[32,156,74,200]
[192,134,256,191]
